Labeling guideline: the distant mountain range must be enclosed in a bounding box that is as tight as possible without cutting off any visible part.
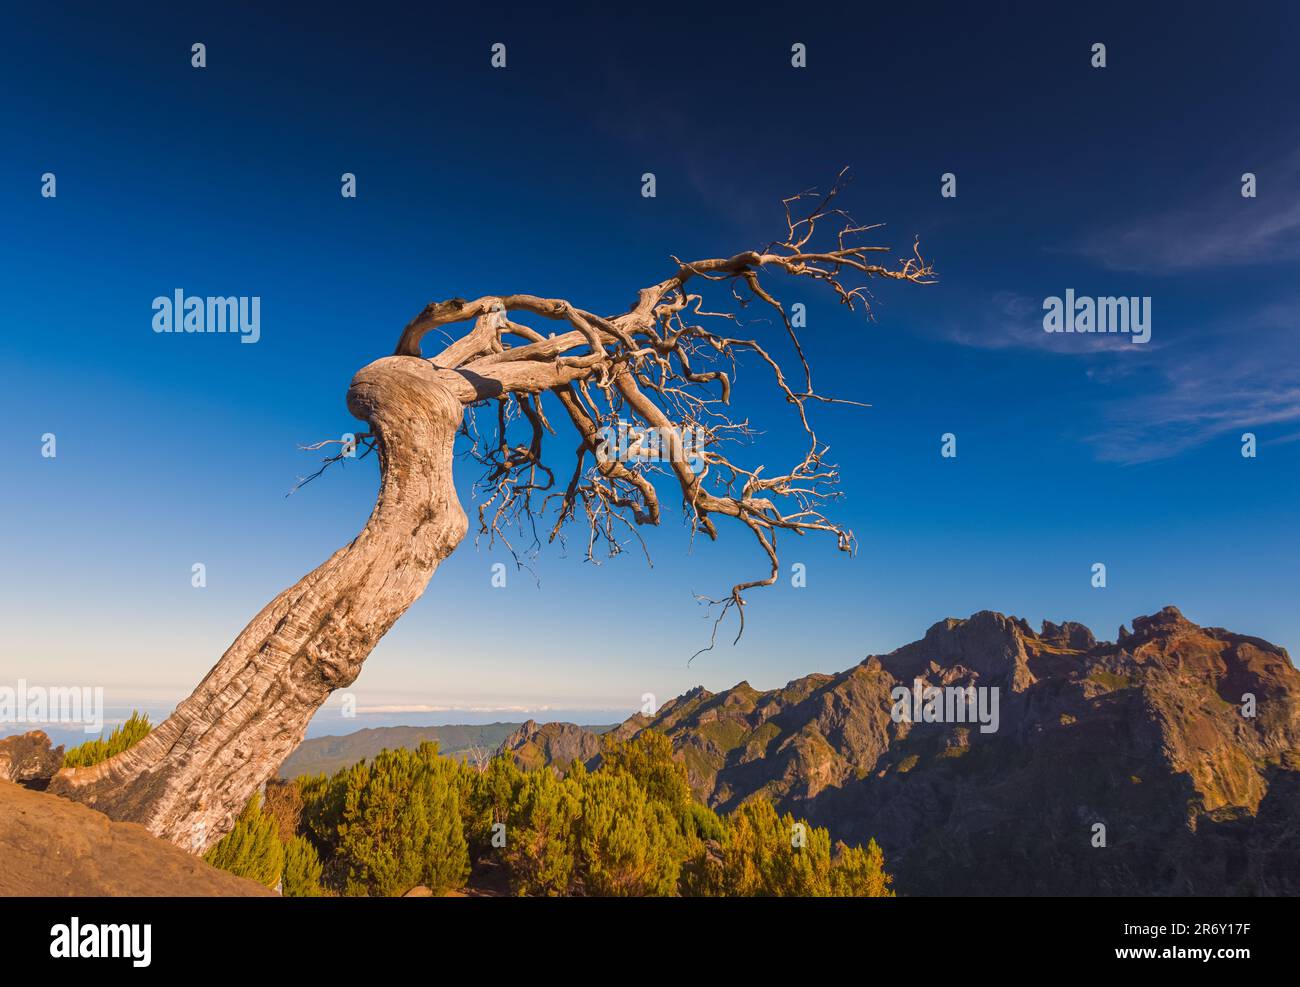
[498,606,1300,896]
[280,723,518,778]
[279,721,618,778]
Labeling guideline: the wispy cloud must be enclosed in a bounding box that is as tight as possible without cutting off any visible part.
[942,292,1300,464]
[1073,148,1300,273]
[1085,304,1300,463]
[943,290,1163,354]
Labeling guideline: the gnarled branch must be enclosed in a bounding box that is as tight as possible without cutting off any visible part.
[392,170,934,649]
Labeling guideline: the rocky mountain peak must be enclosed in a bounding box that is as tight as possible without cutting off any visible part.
[498,606,1300,894]
[889,609,1035,691]
[499,719,603,773]
[1130,604,1192,638]
[1039,619,1097,651]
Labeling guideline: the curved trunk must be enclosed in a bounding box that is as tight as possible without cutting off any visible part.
[48,357,468,852]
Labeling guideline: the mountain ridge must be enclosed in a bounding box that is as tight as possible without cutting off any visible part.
[498,605,1300,895]
[279,722,524,778]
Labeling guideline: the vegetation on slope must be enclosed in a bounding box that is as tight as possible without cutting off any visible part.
[205,729,894,897]
[62,712,152,769]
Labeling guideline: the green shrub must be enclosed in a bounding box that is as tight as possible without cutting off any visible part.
[204,793,285,889]
[683,797,894,897]
[573,769,682,896]
[829,838,894,897]
[62,712,151,769]
[282,835,325,897]
[599,730,692,814]
[503,764,580,896]
[336,743,470,897]
[462,755,525,860]
[284,727,896,899]
[717,797,833,895]
[297,769,346,857]
[684,801,726,843]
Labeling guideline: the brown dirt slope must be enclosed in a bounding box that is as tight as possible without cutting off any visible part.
[0,780,274,897]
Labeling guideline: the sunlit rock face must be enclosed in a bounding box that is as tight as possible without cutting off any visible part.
[502,606,1300,895]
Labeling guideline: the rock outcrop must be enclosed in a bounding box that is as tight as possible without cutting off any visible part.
[0,731,64,787]
[498,719,606,773]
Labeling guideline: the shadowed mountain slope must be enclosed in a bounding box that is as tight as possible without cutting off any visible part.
[500,607,1300,895]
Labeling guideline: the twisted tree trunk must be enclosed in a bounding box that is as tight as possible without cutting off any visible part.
[46,181,930,852]
[48,358,468,851]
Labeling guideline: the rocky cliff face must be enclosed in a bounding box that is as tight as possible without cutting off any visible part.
[499,719,606,773]
[499,607,1300,895]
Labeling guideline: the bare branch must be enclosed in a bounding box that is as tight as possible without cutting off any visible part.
[383,170,934,648]
[288,432,376,496]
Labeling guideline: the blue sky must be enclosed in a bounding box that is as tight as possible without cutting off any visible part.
[2,3,1298,735]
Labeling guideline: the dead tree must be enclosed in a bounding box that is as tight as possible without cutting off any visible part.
[48,173,933,850]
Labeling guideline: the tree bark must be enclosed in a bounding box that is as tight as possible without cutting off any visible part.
[48,357,468,851]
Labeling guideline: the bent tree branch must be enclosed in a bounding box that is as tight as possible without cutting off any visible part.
[48,172,934,850]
